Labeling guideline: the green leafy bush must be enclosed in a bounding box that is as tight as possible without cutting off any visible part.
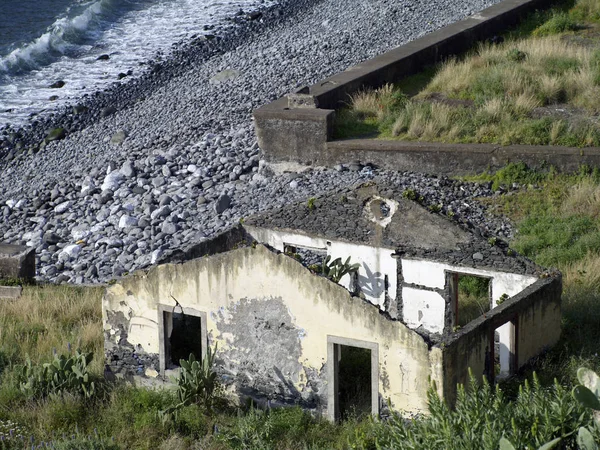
[376,371,590,449]
[48,436,120,450]
[533,12,579,36]
[17,351,96,400]
[218,406,273,450]
[572,367,600,449]
[506,48,527,62]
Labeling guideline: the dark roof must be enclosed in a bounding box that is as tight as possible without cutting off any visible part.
[245,183,541,275]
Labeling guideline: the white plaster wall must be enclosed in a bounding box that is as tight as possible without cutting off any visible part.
[401,258,538,373]
[245,227,397,311]
[329,241,396,310]
[402,287,446,334]
[401,258,537,303]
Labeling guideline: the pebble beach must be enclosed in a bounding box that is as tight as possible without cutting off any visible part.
[0,0,511,283]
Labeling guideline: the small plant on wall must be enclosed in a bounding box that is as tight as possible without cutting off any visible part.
[321,255,360,283]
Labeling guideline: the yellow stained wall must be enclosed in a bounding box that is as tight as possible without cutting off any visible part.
[104,244,433,413]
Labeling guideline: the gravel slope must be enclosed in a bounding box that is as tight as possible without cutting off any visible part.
[0,0,510,283]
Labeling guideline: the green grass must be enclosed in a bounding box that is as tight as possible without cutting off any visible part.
[457,275,491,327]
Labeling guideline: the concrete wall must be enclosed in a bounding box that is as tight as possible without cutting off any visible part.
[438,275,562,405]
[254,99,335,166]
[400,257,538,376]
[253,0,600,175]
[103,244,434,415]
[401,258,537,304]
[0,243,35,280]
[325,140,600,177]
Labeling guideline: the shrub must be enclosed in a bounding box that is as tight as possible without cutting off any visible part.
[572,367,600,448]
[49,436,120,450]
[506,48,527,62]
[321,256,360,284]
[160,347,222,421]
[17,351,96,400]
[217,406,273,450]
[533,12,579,36]
[376,371,589,449]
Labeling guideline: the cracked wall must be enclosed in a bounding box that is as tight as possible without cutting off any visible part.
[103,244,434,415]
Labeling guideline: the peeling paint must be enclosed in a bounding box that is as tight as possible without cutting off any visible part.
[215,296,322,408]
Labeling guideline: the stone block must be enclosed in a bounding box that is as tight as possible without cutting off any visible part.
[0,243,36,280]
[0,285,22,300]
[253,98,335,166]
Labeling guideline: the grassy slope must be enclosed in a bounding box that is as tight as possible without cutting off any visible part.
[335,0,600,147]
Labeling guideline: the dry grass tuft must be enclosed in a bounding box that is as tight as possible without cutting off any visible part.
[550,120,567,144]
[350,90,380,118]
[513,92,542,116]
[479,98,506,121]
[563,252,600,292]
[424,36,595,109]
[0,285,104,374]
[539,75,564,104]
[560,180,600,218]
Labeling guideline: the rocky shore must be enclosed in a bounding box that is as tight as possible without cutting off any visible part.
[0,0,508,284]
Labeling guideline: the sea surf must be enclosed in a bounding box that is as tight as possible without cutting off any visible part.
[0,0,275,128]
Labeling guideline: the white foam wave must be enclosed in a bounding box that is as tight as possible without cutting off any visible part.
[0,0,275,127]
[0,0,115,74]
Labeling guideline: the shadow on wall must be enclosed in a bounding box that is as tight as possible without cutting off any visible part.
[357,263,385,299]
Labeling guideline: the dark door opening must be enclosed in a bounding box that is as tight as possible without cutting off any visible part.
[165,311,202,368]
[337,345,372,420]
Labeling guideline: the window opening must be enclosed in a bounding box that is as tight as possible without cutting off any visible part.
[449,273,491,327]
[283,243,327,268]
[160,306,206,373]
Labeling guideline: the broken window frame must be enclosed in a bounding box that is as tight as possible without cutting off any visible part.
[158,304,207,376]
[327,335,379,422]
[446,271,493,328]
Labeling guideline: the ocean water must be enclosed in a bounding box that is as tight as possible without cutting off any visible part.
[0,0,273,128]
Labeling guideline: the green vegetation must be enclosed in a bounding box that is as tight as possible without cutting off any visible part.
[469,163,600,389]
[335,0,600,147]
[321,255,361,283]
[378,371,592,449]
[160,347,222,420]
[457,275,491,327]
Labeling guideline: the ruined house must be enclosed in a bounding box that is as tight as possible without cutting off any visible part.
[103,182,562,420]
